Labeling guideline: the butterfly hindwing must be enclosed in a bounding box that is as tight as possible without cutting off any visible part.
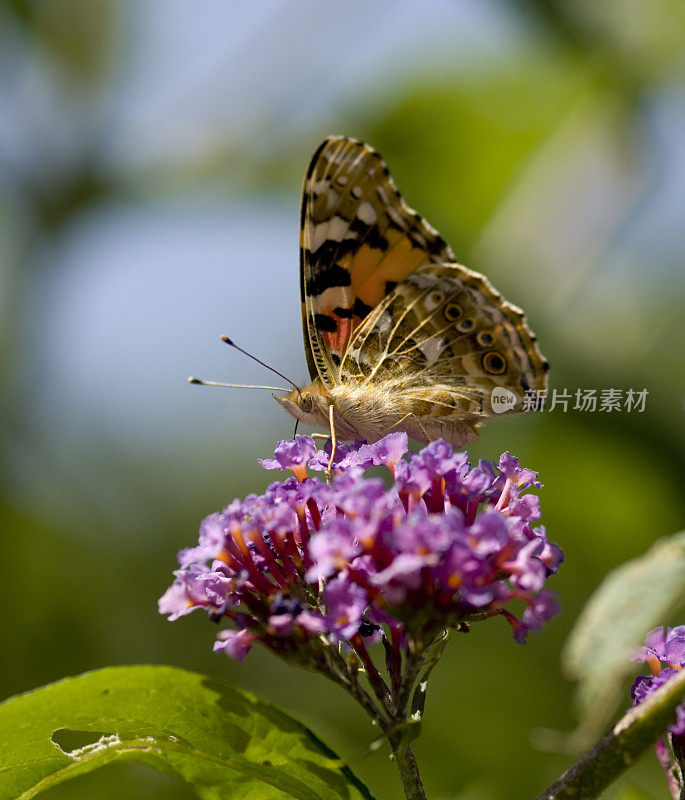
[300,136,455,386]
[335,263,549,445]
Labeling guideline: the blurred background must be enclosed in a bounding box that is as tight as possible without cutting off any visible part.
[1,1,684,798]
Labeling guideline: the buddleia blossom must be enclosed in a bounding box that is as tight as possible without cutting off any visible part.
[631,626,685,797]
[159,433,561,669]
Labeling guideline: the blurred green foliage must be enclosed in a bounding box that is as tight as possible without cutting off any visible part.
[1,2,684,799]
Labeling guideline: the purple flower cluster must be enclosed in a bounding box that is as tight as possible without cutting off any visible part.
[630,626,685,796]
[631,626,685,735]
[159,433,562,662]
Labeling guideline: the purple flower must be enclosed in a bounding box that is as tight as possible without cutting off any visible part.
[522,590,560,632]
[493,453,541,512]
[394,459,432,508]
[414,439,469,480]
[158,566,218,620]
[497,452,540,489]
[261,593,327,637]
[161,434,561,663]
[306,517,361,581]
[213,628,258,661]
[507,493,541,522]
[258,435,316,480]
[629,625,685,792]
[448,461,494,505]
[322,576,368,642]
[357,432,409,472]
[631,668,685,736]
[331,474,391,518]
[630,627,685,735]
[308,439,372,473]
[633,626,685,668]
[178,508,236,567]
[196,563,238,609]
[503,538,548,592]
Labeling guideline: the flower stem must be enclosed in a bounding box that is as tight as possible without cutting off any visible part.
[322,638,428,799]
[351,633,394,715]
[536,666,685,800]
[392,741,427,800]
[321,643,388,725]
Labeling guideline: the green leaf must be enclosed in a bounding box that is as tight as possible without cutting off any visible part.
[562,531,685,743]
[0,665,376,800]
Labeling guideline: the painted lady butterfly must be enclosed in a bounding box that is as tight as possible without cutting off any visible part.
[276,136,549,447]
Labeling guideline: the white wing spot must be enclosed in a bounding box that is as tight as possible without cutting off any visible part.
[312,217,350,250]
[310,223,328,252]
[357,202,378,225]
[420,338,445,364]
[376,310,393,333]
[327,215,350,242]
[324,190,340,212]
[351,186,363,199]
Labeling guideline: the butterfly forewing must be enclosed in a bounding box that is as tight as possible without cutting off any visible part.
[300,136,455,385]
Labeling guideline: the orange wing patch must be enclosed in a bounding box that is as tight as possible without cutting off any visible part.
[300,136,456,381]
[353,233,432,310]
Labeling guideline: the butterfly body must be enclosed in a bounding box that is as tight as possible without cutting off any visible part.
[277,377,478,447]
[280,137,549,448]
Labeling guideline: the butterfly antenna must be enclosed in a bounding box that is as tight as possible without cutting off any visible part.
[220,336,301,397]
[188,377,289,391]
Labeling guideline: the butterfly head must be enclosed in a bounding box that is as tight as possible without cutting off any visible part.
[273,382,329,429]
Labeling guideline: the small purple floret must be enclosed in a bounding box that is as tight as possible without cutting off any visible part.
[633,626,685,667]
[213,628,258,661]
[322,576,368,642]
[359,431,409,471]
[630,623,685,789]
[258,435,316,476]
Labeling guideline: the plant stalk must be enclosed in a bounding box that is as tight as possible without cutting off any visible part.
[392,741,427,800]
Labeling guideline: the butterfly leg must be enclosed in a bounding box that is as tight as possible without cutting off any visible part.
[387,412,431,442]
[326,404,337,482]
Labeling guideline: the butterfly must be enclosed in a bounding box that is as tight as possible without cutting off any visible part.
[275,136,549,448]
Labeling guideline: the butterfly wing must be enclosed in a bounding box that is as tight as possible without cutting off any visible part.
[300,136,455,386]
[337,263,549,446]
